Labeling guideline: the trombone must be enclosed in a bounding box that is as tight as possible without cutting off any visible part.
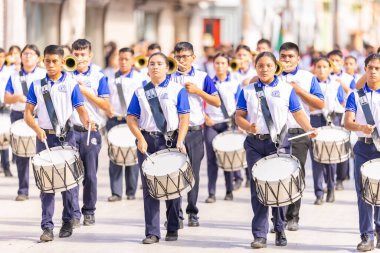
[275,60,283,76]
[134,55,148,70]
[167,57,188,74]
[4,56,14,66]
[229,59,240,72]
[62,55,78,72]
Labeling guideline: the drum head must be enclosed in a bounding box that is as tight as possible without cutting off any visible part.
[11,119,36,137]
[316,126,349,142]
[213,130,246,152]
[361,160,380,180]
[143,149,187,177]
[33,147,76,167]
[253,154,299,182]
[107,124,136,147]
[0,115,10,132]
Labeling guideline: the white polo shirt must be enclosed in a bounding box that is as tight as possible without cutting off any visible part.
[5,67,46,111]
[26,72,84,130]
[231,64,257,88]
[330,70,356,113]
[70,65,110,127]
[169,66,218,126]
[108,69,144,117]
[236,76,301,135]
[0,65,13,103]
[310,77,345,115]
[205,73,240,123]
[345,84,380,138]
[127,78,190,132]
[279,67,324,128]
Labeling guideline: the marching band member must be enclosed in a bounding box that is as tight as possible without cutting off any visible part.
[127,52,190,244]
[344,53,380,251]
[235,51,316,249]
[106,47,145,202]
[7,45,22,71]
[204,52,240,203]
[278,42,324,231]
[309,57,345,204]
[138,43,161,80]
[24,45,90,241]
[256,39,272,53]
[169,41,220,227]
[70,39,110,227]
[344,55,361,84]
[4,44,46,199]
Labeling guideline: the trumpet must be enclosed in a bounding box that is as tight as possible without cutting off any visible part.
[62,55,78,72]
[275,60,283,76]
[229,59,240,72]
[134,55,148,70]
[4,56,14,66]
[327,59,335,71]
[38,56,45,68]
[167,57,187,74]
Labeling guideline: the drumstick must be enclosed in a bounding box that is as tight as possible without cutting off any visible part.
[145,152,155,164]
[43,139,53,163]
[288,129,318,141]
[86,122,91,146]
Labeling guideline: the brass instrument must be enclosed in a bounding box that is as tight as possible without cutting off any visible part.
[251,51,258,57]
[62,55,78,72]
[327,59,335,72]
[229,59,240,72]
[38,56,45,68]
[4,56,14,66]
[275,60,283,76]
[167,57,178,74]
[134,55,148,70]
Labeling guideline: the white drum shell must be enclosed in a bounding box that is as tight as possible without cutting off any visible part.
[107,124,137,166]
[361,159,380,206]
[0,115,11,150]
[10,119,36,157]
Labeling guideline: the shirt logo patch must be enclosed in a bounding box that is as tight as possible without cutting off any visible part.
[91,137,97,145]
[58,85,67,92]
[271,90,280,97]
[144,89,157,100]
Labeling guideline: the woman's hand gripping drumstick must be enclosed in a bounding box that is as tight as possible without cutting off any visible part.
[288,128,319,141]
[43,139,53,163]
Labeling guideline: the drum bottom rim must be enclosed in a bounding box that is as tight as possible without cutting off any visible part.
[37,177,83,193]
[257,193,303,207]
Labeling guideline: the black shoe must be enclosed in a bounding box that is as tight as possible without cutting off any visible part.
[287,220,299,231]
[142,235,159,244]
[233,180,242,191]
[59,222,73,238]
[326,189,335,203]
[83,214,95,226]
[376,232,380,249]
[164,219,184,229]
[314,196,323,205]
[357,234,374,251]
[126,195,136,200]
[15,195,28,201]
[335,181,344,191]
[165,231,178,241]
[275,231,287,246]
[108,195,122,202]
[188,214,199,227]
[251,237,267,249]
[71,218,80,229]
[224,192,233,201]
[40,228,54,242]
[4,169,12,177]
[205,194,216,203]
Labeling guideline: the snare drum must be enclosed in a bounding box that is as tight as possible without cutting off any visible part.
[361,159,380,206]
[32,146,84,193]
[312,126,351,164]
[0,114,10,150]
[10,119,36,157]
[252,153,304,207]
[107,124,137,166]
[212,130,247,171]
[142,149,194,200]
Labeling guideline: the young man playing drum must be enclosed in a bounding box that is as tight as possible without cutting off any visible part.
[127,52,189,244]
[235,52,316,249]
[70,39,110,227]
[4,44,46,200]
[24,45,90,242]
[169,41,220,227]
[344,53,380,251]
[106,47,145,202]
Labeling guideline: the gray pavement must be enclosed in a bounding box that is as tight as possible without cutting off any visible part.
[0,141,365,252]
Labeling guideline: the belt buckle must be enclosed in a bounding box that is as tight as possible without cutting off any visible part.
[117,116,123,121]
[258,134,266,141]
[365,138,372,144]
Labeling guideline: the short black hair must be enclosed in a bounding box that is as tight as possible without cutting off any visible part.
[119,47,134,55]
[235,44,251,53]
[147,43,161,51]
[313,57,332,68]
[255,51,277,66]
[279,42,299,55]
[72,39,92,51]
[327,49,343,59]
[174,42,194,54]
[8,45,21,53]
[21,44,40,57]
[257,38,271,48]
[365,53,380,67]
[44,45,64,57]
[213,52,230,63]
[148,52,169,66]
[344,55,357,63]
[377,47,380,54]
[61,45,72,54]
[0,48,4,54]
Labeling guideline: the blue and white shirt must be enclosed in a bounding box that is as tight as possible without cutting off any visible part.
[279,67,324,128]
[5,67,46,111]
[169,66,217,126]
[230,64,257,88]
[108,69,144,117]
[205,73,240,123]
[127,78,190,132]
[330,70,356,113]
[310,77,345,115]
[0,65,13,103]
[236,76,301,135]
[70,65,110,127]
[26,72,84,130]
[345,83,380,138]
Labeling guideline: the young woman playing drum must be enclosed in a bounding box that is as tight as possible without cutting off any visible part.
[235,52,316,249]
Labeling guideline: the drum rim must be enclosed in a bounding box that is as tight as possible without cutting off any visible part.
[361,158,380,178]
[107,123,136,148]
[313,126,350,142]
[212,130,247,150]
[10,119,37,137]
[32,145,79,167]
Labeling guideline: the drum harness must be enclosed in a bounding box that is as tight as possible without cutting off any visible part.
[214,80,236,130]
[41,78,70,143]
[114,71,127,119]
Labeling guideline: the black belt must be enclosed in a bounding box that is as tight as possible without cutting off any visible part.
[310,113,323,117]
[141,129,177,137]
[73,124,99,132]
[43,129,56,135]
[188,125,202,131]
[358,137,374,144]
[247,133,279,141]
[110,116,126,122]
[288,128,305,134]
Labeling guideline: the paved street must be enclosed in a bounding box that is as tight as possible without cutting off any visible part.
[0,139,364,252]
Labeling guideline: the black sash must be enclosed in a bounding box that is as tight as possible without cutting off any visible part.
[115,72,127,114]
[214,81,229,119]
[143,82,167,134]
[19,71,28,96]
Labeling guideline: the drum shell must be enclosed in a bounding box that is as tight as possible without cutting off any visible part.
[212,130,247,171]
[252,154,304,207]
[32,146,84,193]
[142,149,194,200]
[312,126,351,164]
[361,159,380,206]
[10,119,36,157]
[0,116,11,150]
[107,124,138,166]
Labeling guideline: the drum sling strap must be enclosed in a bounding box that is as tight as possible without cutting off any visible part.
[254,82,287,146]
[216,84,229,119]
[115,72,127,114]
[358,88,380,150]
[19,71,29,96]
[41,78,69,140]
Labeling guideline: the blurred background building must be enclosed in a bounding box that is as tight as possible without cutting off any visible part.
[0,0,380,67]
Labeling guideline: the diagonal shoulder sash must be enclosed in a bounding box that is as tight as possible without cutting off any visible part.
[115,72,127,114]
[19,71,28,96]
[143,82,167,134]
[215,81,229,119]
